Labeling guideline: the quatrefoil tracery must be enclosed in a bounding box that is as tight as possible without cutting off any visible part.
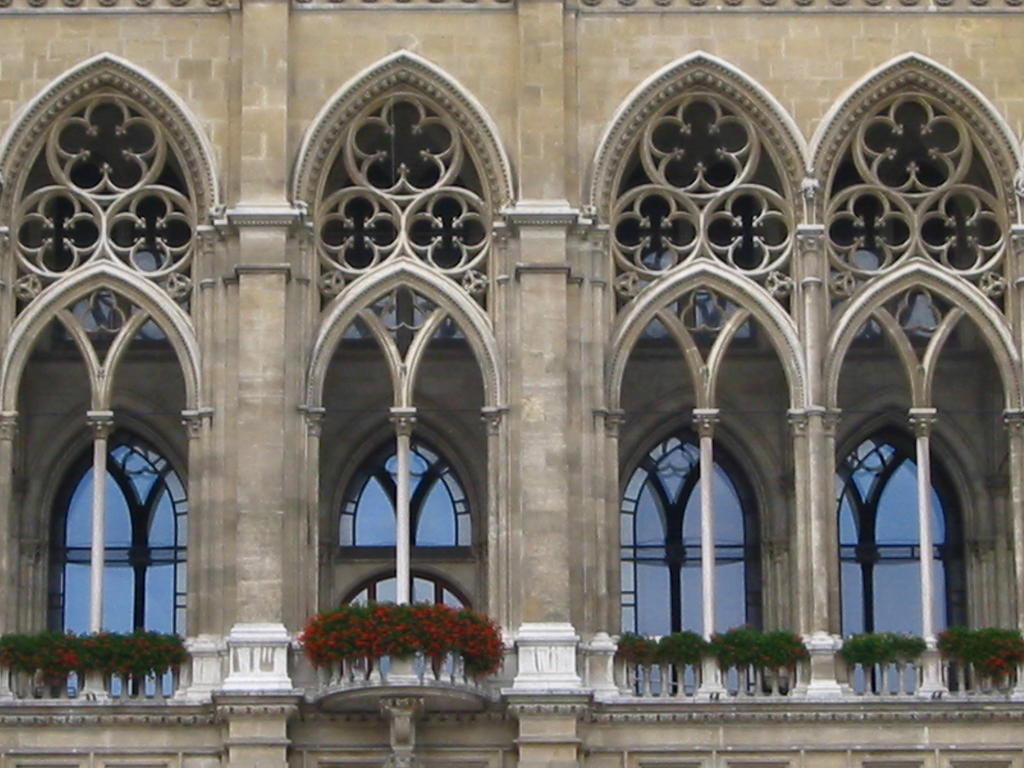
[314,94,491,303]
[11,94,197,303]
[611,94,794,296]
[827,94,1007,282]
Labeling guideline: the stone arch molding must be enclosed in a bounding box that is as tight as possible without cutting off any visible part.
[809,52,1022,221]
[305,256,503,409]
[607,260,807,411]
[0,260,202,412]
[0,52,221,216]
[587,51,808,221]
[291,50,514,208]
[824,259,1022,411]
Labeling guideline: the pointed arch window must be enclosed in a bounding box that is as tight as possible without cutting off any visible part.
[837,431,965,635]
[343,571,468,609]
[49,432,187,634]
[620,432,761,635]
[340,438,471,549]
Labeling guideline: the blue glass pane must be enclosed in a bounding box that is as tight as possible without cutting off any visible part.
[103,566,133,633]
[715,560,746,633]
[636,484,665,546]
[355,478,395,546]
[145,565,173,633]
[66,471,93,548]
[636,563,670,636]
[874,561,922,635]
[415,480,456,546]
[413,577,433,602]
[841,561,865,635]
[682,482,701,545]
[682,562,701,632]
[838,494,858,545]
[714,466,743,545]
[875,460,918,543]
[63,563,91,634]
[150,492,175,547]
[105,474,132,548]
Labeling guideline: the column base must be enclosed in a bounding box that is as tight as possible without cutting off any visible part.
[583,632,618,698]
[222,623,293,692]
[179,634,228,700]
[695,656,727,701]
[511,622,582,691]
[796,632,844,699]
[916,643,948,699]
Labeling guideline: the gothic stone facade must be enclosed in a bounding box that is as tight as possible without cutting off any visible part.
[2,2,1024,768]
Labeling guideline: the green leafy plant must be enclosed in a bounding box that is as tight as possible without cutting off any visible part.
[656,631,707,666]
[938,627,1024,680]
[615,633,658,665]
[0,631,186,683]
[840,633,925,666]
[710,628,806,669]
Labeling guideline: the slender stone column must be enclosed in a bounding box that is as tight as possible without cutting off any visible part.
[86,410,114,633]
[602,409,625,631]
[0,412,17,634]
[693,409,719,639]
[909,408,938,641]
[390,408,416,605]
[909,408,946,696]
[1004,411,1024,631]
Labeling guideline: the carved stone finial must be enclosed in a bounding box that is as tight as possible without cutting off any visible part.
[908,407,937,438]
[181,408,214,439]
[692,408,719,437]
[85,410,115,439]
[481,406,506,436]
[389,407,417,437]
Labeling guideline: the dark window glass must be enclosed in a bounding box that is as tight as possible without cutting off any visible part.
[620,432,761,635]
[49,433,187,634]
[340,439,471,548]
[836,431,965,634]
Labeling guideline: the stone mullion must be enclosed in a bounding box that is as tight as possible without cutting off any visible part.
[600,409,624,633]
[1004,411,1024,631]
[0,412,16,634]
[85,410,114,633]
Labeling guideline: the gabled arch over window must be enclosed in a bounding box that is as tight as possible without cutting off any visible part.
[343,570,469,609]
[340,438,471,548]
[49,431,187,634]
[620,431,761,635]
[837,430,965,635]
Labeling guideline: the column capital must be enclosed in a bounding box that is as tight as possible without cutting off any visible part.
[692,408,720,438]
[908,407,938,437]
[481,406,507,436]
[0,411,17,442]
[299,405,326,437]
[595,408,625,437]
[181,407,214,439]
[389,407,417,437]
[85,410,115,438]
[1004,409,1024,435]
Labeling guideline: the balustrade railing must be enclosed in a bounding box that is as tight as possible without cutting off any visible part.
[0,666,182,701]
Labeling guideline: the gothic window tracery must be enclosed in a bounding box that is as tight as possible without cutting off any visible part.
[314,95,491,306]
[11,94,197,309]
[340,439,471,549]
[49,432,187,634]
[620,432,761,635]
[343,571,468,609]
[836,431,965,635]
[826,94,1008,300]
[610,94,794,307]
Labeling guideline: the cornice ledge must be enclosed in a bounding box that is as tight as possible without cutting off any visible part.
[501,200,582,228]
[589,702,1024,724]
[216,204,305,233]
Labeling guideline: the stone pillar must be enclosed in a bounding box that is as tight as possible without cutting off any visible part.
[85,410,113,633]
[0,411,16,634]
[216,695,298,768]
[508,698,588,768]
[1004,411,1024,631]
[390,408,416,605]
